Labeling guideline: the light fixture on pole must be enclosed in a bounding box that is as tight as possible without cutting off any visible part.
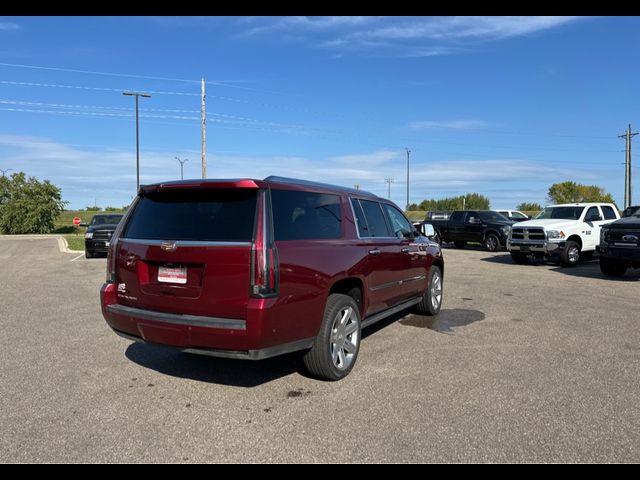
[175,157,188,180]
[122,91,151,192]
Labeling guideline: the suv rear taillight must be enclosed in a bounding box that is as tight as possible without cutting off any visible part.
[105,197,138,283]
[251,189,279,298]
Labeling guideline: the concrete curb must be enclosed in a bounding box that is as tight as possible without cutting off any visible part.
[0,234,84,254]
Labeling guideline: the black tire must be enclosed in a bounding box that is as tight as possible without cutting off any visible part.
[560,240,580,267]
[453,241,467,249]
[599,258,628,277]
[416,265,443,316]
[484,233,501,252]
[85,250,93,258]
[303,294,361,381]
[510,252,528,265]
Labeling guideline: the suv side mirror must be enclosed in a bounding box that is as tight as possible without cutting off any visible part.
[424,224,436,238]
[79,222,88,227]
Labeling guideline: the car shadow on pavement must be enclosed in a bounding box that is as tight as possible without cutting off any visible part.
[479,253,516,265]
[125,342,305,387]
[549,262,640,281]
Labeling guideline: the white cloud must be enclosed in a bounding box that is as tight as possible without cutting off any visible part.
[410,119,487,130]
[241,16,585,57]
[364,16,581,41]
[0,22,20,32]
[1,135,607,210]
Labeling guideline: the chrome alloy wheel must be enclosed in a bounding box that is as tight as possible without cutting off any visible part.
[430,270,443,311]
[567,245,580,264]
[330,306,359,370]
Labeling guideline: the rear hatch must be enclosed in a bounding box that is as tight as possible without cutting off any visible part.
[115,182,259,319]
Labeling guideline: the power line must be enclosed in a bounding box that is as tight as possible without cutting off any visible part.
[0,61,300,95]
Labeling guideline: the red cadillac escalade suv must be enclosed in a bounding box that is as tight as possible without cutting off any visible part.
[101,176,444,380]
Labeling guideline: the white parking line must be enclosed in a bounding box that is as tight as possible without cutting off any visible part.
[70,253,85,262]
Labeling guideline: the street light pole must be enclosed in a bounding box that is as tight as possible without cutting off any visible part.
[405,147,411,210]
[175,157,188,180]
[123,91,151,192]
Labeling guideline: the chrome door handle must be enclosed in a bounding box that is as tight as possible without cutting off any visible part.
[368,248,381,256]
[401,247,410,254]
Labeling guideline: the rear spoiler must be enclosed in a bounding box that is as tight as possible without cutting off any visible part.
[140,179,267,192]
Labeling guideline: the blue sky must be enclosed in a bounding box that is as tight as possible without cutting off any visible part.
[0,16,639,210]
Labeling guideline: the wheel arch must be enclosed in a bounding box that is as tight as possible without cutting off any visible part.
[566,234,583,249]
[329,277,364,316]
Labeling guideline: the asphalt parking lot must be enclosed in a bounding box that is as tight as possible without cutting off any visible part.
[1,237,639,463]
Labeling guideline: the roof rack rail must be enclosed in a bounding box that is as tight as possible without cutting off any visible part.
[264,176,377,198]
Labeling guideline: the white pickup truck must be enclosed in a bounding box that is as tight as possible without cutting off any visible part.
[506,203,620,266]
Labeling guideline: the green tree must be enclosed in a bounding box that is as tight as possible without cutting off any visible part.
[517,202,542,211]
[547,181,615,204]
[418,193,490,211]
[0,172,67,234]
[84,206,101,211]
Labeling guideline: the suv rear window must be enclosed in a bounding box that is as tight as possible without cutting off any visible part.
[272,190,342,240]
[123,189,257,242]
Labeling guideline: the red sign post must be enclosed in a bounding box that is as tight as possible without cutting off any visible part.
[73,217,81,226]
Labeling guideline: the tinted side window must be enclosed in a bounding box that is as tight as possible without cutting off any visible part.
[350,199,369,237]
[383,204,413,239]
[359,200,391,237]
[272,190,342,241]
[449,211,464,223]
[584,206,600,222]
[123,189,257,241]
[601,206,617,220]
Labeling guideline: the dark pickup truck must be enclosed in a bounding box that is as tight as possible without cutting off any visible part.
[597,210,640,277]
[424,210,514,252]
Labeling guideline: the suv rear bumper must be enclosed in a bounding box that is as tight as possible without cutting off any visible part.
[112,328,313,360]
[100,282,313,359]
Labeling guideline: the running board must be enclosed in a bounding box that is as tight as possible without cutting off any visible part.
[361,297,421,329]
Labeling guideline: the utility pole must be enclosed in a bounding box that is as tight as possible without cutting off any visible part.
[123,91,151,192]
[0,168,12,177]
[201,78,207,179]
[405,147,411,210]
[619,124,639,208]
[175,157,188,180]
[385,177,394,199]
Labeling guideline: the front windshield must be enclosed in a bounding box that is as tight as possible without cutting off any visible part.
[478,211,509,222]
[90,214,123,226]
[535,206,584,220]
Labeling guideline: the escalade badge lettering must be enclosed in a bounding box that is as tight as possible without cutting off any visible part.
[622,234,639,242]
[161,241,178,252]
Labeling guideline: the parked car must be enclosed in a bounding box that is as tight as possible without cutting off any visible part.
[497,210,530,222]
[83,214,124,258]
[100,177,444,381]
[597,208,640,277]
[507,203,620,266]
[425,210,513,252]
[622,205,640,218]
